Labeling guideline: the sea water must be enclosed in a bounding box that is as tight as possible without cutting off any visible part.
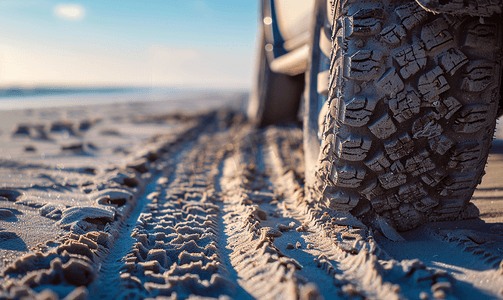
[0,87,195,110]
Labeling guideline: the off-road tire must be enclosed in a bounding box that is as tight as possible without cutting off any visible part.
[248,27,304,127]
[304,0,332,188]
[314,0,503,231]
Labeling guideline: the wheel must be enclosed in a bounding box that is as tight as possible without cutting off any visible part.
[312,0,503,231]
[303,0,332,187]
[247,26,305,127]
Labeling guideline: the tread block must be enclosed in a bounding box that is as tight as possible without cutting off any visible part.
[398,182,428,203]
[384,132,414,161]
[326,190,359,210]
[405,150,436,176]
[390,160,405,173]
[372,193,402,212]
[413,197,439,212]
[443,15,466,31]
[387,194,401,209]
[461,61,495,92]
[421,18,453,51]
[330,164,366,188]
[335,134,372,161]
[321,133,335,157]
[424,0,502,17]
[361,180,385,200]
[389,88,421,123]
[439,48,468,76]
[393,41,427,79]
[418,67,450,102]
[339,97,378,127]
[345,9,385,37]
[453,104,489,133]
[345,50,383,80]
[378,172,407,189]
[397,203,424,225]
[412,111,443,139]
[365,151,391,173]
[421,169,447,187]
[380,24,407,45]
[435,97,462,120]
[395,2,428,30]
[464,23,499,50]
[429,135,454,155]
[448,142,482,171]
[375,68,404,98]
[434,199,465,214]
[368,113,397,139]
[370,198,389,212]
[440,173,475,196]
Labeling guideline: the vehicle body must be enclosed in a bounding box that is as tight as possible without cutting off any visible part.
[249,0,503,232]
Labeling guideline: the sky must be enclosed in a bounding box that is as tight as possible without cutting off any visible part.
[0,0,258,89]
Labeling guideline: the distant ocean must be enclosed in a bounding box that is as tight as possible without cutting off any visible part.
[0,87,203,110]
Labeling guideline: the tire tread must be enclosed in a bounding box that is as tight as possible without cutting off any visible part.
[314,0,503,230]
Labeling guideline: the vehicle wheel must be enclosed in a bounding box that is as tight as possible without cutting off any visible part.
[313,0,503,231]
[303,0,332,187]
[247,27,304,127]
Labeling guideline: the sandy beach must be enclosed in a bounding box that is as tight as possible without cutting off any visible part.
[0,91,502,300]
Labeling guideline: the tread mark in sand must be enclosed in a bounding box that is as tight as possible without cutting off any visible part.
[1,112,503,299]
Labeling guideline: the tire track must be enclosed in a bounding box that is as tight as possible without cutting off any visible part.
[0,112,215,300]
[220,126,334,300]
[2,111,503,299]
[91,111,245,299]
[89,136,190,299]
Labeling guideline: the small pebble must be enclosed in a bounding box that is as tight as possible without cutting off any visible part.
[254,208,267,220]
[296,225,306,232]
[432,290,445,299]
[277,224,292,232]
[296,241,302,249]
[419,291,429,300]
[147,192,160,200]
[156,177,169,185]
[263,227,282,238]
[24,145,36,152]
[286,243,294,250]
[306,243,313,249]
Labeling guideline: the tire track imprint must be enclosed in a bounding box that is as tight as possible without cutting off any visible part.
[220,128,324,300]
[93,111,246,299]
[2,110,503,300]
[0,111,217,300]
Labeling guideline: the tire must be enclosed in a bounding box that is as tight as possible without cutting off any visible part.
[313,0,503,231]
[303,0,332,187]
[248,27,305,127]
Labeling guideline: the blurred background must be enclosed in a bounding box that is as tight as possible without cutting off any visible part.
[0,0,257,106]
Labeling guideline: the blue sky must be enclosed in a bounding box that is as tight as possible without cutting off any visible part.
[0,1,258,88]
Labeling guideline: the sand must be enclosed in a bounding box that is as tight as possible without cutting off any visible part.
[0,92,501,300]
